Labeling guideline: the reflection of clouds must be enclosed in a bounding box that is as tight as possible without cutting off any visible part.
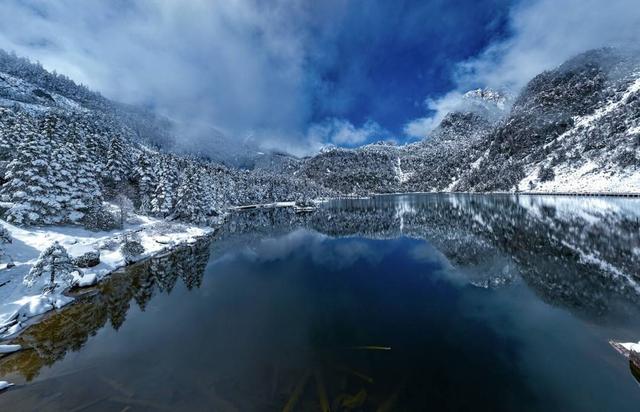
[319,239,381,269]
[249,229,319,261]
[221,193,640,319]
[408,242,443,264]
[408,241,467,285]
[237,229,386,270]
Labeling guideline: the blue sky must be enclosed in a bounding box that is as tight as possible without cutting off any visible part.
[304,0,513,137]
[0,0,639,155]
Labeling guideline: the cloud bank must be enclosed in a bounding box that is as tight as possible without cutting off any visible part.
[0,0,511,155]
[306,119,391,151]
[1,0,639,152]
[0,0,313,151]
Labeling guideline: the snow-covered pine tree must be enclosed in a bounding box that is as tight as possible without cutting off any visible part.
[134,151,156,214]
[0,109,31,160]
[2,126,61,225]
[199,170,223,218]
[151,155,178,218]
[24,241,77,291]
[65,121,103,220]
[103,135,131,196]
[173,166,208,224]
[0,225,11,266]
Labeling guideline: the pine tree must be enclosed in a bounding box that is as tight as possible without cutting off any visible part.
[24,241,76,291]
[134,152,156,214]
[67,127,103,219]
[174,166,208,224]
[103,135,131,195]
[151,156,178,217]
[44,114,103,223]
[2,128,61,225]
[0,109,31,160]
[0,225,11,266]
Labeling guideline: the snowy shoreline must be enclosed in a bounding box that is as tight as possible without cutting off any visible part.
[350,190,640,198]
[0,215,216,341]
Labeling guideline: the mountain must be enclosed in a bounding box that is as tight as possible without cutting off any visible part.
[298,87,509,194]
[454,48,640,192]
[0,50,329,228]
[300,49,640,195]
[0,47,637,231]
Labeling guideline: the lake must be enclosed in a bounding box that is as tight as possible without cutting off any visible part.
[1,194,639,411]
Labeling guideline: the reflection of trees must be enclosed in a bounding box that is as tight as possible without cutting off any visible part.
[225,195,640,318]
[0,238,211,381]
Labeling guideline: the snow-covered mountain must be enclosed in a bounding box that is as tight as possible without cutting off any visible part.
[455,48,640,193]
[0,47,638,233]
[300,49,640,195]
[0,50,329,229]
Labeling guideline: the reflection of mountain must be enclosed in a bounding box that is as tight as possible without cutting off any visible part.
[224,195,640,318]
[0,238,211,382]
[3,195,637,383]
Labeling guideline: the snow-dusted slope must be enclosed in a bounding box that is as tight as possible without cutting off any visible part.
[517,73,640,193]
[454,48,640,193]
[301,49,640,195]
[0,72,87,114]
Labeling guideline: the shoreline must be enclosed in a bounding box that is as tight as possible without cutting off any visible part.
[2,190,639,356]
[0,216,218,342]
[334,191,640,199]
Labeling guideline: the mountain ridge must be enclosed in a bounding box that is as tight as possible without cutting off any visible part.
[299,48,640,195]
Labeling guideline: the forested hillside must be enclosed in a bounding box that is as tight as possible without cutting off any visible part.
[299,49,640,195]
[0,51,329,229]
[0,48,638,232]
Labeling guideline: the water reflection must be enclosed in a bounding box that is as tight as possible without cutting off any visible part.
[0,239,210,382]
[0,194,639,411]
[224,194,640,320]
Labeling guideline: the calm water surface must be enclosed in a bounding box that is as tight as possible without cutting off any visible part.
[1,194,640,411]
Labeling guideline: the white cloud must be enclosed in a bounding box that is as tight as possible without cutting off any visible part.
[457,0,640,91]
[404,0,640,139]
[403,117,435,139]
[306,118,389,150]
[0,0,310,149]
[403,91,466,138]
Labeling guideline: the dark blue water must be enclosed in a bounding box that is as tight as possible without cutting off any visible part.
[1,194,639,411]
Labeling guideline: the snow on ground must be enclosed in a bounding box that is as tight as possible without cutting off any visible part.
[0,71,87,113]
[518,159,640,193]
[610,340,640,358]
[618,341,640,354]
[0,213,212,339]
[230,201,296,211]
[0,344,20,354]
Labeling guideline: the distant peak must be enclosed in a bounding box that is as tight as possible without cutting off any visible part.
[462,88,510,109]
